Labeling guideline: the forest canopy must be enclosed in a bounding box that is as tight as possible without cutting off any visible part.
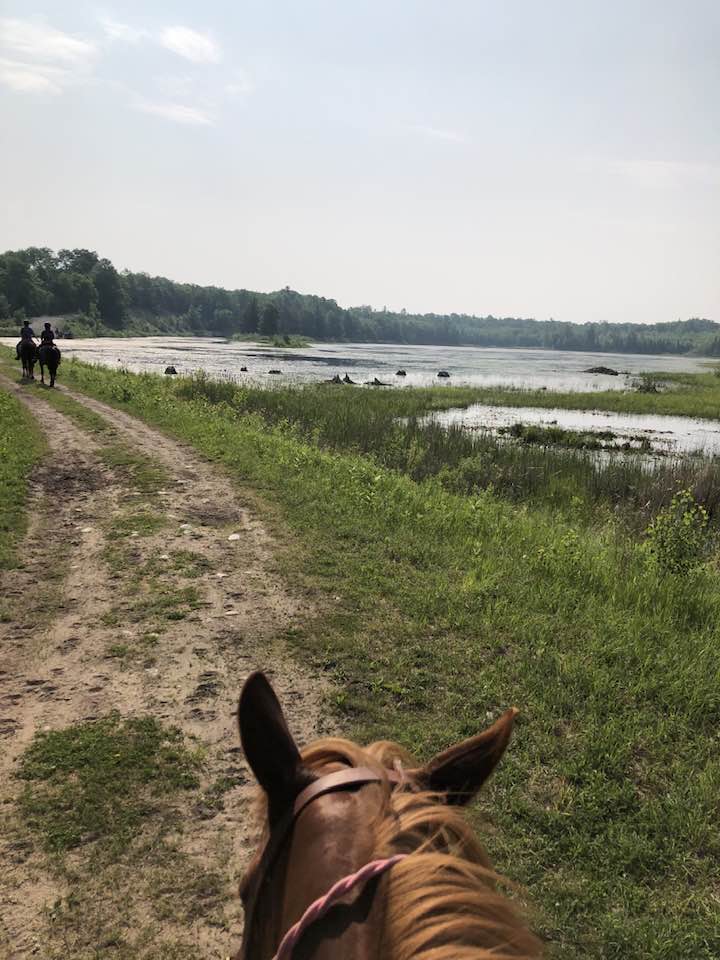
[1,246,718,356]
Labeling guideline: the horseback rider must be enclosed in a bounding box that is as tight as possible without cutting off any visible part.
[16,320,38,360]
[20,320,37,342]
[40,322,55,345]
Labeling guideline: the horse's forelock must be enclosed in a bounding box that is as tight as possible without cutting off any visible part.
[246,734,541,959]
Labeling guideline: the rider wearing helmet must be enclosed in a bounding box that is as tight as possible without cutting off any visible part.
[17,320,38,359]
[20,320,37,341]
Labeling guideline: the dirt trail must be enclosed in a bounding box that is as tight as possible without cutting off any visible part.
[0,376,333,959]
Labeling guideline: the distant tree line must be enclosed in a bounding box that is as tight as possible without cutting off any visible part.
[1,246,717,356]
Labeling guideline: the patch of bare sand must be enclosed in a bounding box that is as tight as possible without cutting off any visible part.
[0,376,334,959]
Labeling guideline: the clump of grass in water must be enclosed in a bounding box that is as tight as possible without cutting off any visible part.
[18,714,200,854]
[499,421,617,450]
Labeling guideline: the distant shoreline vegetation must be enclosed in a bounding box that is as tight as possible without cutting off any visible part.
[1,246,718,356]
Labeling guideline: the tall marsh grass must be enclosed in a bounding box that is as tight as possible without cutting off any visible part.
[171,373,720,530]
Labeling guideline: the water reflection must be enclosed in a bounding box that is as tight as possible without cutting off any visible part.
[425,404,720,456]
[1,336,708,392]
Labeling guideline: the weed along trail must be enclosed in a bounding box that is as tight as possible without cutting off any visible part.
[0,375,331,960]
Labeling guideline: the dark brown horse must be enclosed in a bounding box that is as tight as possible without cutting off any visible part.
[38,344,61,387]
[18,340,37,379]
[238,672,541,960]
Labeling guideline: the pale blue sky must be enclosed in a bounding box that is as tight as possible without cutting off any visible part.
[1,1,718,324]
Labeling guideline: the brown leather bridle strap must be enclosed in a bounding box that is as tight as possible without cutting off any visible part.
[293,766,401,819]
[241,766,403,960]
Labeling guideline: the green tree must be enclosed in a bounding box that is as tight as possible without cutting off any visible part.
[243,296,259,333]
[213,308,235,334]
[51,272,98,315]
[259,302,279,337]
[92,259,127,327]
[58,248,99,275]
[0,253,50,315]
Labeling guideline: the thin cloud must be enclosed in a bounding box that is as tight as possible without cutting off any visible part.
[0,18,97,94]
[160,26,221,64]
[0,57,64,93]
[99,16,149,44]
[136,99,213,126]
[1,18,96,64]
[410,125,468,144]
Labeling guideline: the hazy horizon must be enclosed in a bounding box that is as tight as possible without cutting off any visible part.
[1,2,718,325]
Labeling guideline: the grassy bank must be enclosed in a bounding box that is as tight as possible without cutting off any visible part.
[170,372,720,531]
[444,369,720,420]
[0,385,45,572]
[27,355,720,959]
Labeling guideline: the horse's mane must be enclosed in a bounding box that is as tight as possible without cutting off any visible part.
[297,737,542,960]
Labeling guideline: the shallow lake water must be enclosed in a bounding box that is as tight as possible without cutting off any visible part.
[1,336,709,391]
[3,335,715,456]
[425,404,720,456]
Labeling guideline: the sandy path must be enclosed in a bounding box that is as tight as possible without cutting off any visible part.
[0,376,333,959]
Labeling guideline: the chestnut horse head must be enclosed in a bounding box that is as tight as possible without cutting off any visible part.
[237,672,541,960]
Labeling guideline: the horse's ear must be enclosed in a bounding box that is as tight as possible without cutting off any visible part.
[415,708,518,805]
[238,672,310,820]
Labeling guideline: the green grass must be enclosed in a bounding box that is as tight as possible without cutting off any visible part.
[169,370,720,531]
[0,386,46,570]
[127,584,203,624]
[101,575,203,629]
[106,643,130,659]
[37,356,720,959]
[99,443,169,494]
[18,715,200,855]
[100,542,207,639]
[28,385,114,436]
[109,509,168,539]
[498,421,641,451]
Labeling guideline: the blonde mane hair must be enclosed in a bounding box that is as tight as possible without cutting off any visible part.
[298,736,543,960]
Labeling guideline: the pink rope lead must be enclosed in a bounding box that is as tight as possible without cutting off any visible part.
[273,854,408,960]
